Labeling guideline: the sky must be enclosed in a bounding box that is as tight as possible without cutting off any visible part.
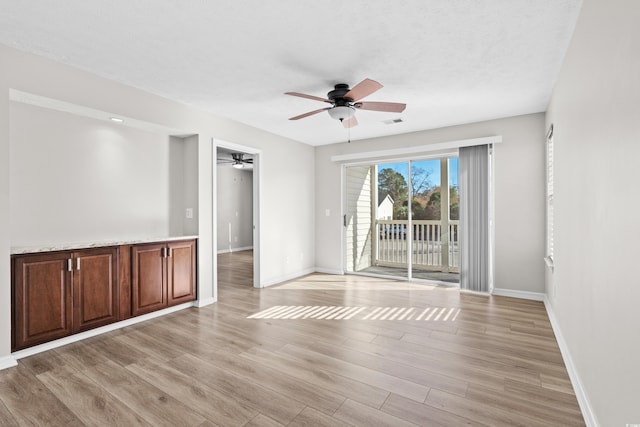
[380,157,459,190]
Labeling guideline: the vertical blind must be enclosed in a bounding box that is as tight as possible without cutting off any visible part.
[459,144,491,293]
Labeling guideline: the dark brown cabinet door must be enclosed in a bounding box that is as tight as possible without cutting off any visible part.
[13,253,73,350]
[131,243,166,316]
[167,240,196,306]
[72,247,118,333]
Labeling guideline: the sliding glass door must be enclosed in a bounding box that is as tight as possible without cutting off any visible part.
[344,156,459,283]
[409,158,459,283]
[372,162,409,278]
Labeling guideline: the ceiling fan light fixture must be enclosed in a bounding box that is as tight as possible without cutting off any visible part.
[328,105,355,121]
[232,162,244,169]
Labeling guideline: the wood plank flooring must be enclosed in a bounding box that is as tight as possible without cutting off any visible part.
[0,249,585,426]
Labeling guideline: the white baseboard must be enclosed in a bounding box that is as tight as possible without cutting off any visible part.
[543,296,597,427]
[492,288,545,301]
[0,355,18,371]
[260,268,316,288]
[11,301,197,361]
[217,246,253,254]
[314,267,344,275]
[196,296,216,307]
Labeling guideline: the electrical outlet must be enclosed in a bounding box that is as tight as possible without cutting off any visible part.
[185,208,193,219]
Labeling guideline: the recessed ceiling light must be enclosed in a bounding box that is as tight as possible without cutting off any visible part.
[109,117,124,123]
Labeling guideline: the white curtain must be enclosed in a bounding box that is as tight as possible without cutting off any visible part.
[459,144,491,293]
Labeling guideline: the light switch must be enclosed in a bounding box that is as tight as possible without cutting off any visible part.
[325,209,331,216]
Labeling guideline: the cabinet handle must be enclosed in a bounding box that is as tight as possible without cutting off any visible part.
[162,247,167,258]
[76,257,81,270]
[67,259,73,272]
[168,247,172,257]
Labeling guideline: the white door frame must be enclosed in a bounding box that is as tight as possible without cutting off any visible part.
[214,139,262,288]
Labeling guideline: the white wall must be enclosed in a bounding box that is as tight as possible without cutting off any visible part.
[0,51,10,364]
[257,142,316,284]
[10,101,178,245]
[545,0,640,425]
[170,135,199,237]
[0,43,316,362]
[216,166,253,252]
[181,135,199,236]
[315,113,545,292]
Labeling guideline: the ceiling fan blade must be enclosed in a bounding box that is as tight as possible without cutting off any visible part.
[354,101,406,113]
[342,116,358,128]
[344,78,383,101]
[289,108,330,120]
[285,92,332,103]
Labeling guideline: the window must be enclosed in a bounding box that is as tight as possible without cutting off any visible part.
[545,125,554,266]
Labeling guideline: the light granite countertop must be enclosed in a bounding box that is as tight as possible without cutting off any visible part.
[10,235,199,255]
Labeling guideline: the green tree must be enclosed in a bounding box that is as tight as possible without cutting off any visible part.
[449,185,459,220]
[425,189,441,220]
[378,168,408,219]
[423,186,460,220]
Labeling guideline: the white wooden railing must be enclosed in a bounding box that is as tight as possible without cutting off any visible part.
[375,220,460,272]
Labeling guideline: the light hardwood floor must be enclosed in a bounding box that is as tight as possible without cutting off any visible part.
[0,250,585,426]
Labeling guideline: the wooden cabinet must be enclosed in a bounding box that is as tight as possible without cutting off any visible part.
[13,252,73,350]
[167,240,197,306]
[131,243,166,316]
[12,247,118,350]
[72,247,119,333]
[132,239,196,316]
[12,238,196,351]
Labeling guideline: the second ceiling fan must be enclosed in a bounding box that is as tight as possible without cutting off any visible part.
[285,78,406,128]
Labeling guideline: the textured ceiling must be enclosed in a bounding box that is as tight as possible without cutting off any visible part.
[0,0,582,146]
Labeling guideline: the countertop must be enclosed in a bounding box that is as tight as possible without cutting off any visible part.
[10,235,199,255]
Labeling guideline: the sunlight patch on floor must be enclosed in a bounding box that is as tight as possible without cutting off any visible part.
[247,305,460,321]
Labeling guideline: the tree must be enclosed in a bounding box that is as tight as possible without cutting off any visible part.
[425,189,441,220]
[378,168,408,219]
[410,166,432,197]
[449,185,459,220]
[422,185,460,220]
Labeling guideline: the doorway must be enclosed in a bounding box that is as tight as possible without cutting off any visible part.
[344,156,459,284]
[215,141,261,289]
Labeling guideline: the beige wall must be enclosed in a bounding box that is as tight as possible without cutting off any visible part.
[0,43,316,362]
[315,113,546,292]
[545,0,640,424]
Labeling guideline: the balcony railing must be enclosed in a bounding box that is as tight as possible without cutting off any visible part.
[375,220,460,273]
